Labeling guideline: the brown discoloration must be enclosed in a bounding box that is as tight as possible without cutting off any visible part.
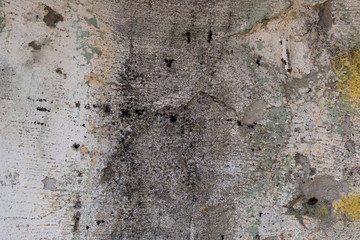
[55,68,62,74]
[43,6,63,28]
[100,163,114,183]
[294,153,312,177]
[242,99,267,127]
[41,177,56,191]
[317,0,333,33]
[286,175,348,228]
[28,41,41,50]
[73,211,81,232]
[345,139,356,153]
[301,175,348,202]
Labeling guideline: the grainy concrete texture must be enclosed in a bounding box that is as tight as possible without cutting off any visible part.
[1,0,360,239]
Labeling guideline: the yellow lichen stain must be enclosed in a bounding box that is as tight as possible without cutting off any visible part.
[332,47,360,105]
[80,147,89,154]
[84,27,117,87]
[202,208,209,216]
[315,204,331,221]
[333,194,360,221]
[79,147,98,169]
[85,72,103,86]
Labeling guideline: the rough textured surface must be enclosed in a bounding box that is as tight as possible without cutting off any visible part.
[1,0,360,239]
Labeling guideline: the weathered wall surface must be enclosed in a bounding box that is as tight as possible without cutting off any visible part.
[1,0,360,239]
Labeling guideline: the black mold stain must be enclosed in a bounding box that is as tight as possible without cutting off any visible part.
[170,115,177,123]
[96,3,243,238]
[121,110,130,117]
[307,197,318,205]
[72,143,80,150]
[34,121,46,126]
[104,104,111,114]
[28,41,42,50]
[164,59,174,68]
[43,6,64,28]
[74,200,82,209]
[135,109,144,115]
[36,107,50,112]
[75,102,81,108]
[207,30,213,43]
[101,89,236,238]
[55,68,63,74]
[96,220,105,225]
[186,31,191,44]
[256,56,261,66]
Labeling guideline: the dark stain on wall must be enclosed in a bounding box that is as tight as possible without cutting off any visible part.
[28,41,42,50]
[317,0,333,33]
[91,0,289,238]
[43,6,63,28]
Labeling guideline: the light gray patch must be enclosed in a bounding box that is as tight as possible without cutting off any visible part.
[283,71,318,100]
[241,99,267,126]
[341,115,353,138]
[344,167,360,180]
[0,171,20,186]
[100,163,114,183]
[301,175,348,202]
[294,153,311,177]
[345,139,356,153]
[263,237,278,240]
[41,176,56,191]
[317,0,333,33]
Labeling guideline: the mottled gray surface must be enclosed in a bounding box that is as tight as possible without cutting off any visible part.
[2,0,360,239]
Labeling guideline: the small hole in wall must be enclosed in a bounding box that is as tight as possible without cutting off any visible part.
[135,109,144,115]
[104,104,111,114]
[256,57,261,66]
[96,220,105,225]
[121,110,130,117]
[170,115,177,123]
[207,30,213,43]
[165,59,174,68]
[186,31,191,44]
[307,197,318,205]
[72,143,80,150]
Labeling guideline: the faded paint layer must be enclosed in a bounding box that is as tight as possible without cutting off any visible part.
[1,0,360,239]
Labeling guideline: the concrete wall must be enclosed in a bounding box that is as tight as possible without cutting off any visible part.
[1,0,360,239]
